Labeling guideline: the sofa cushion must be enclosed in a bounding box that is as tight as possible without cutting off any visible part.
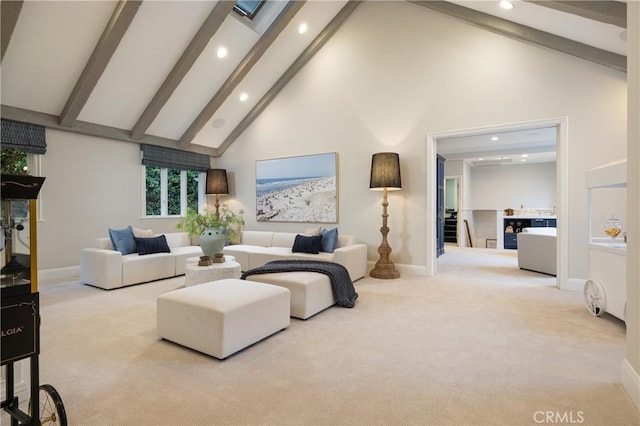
[320,227,339,253]
[135,235,171,255]
[109,226,137,255]
[292,234,322,254]
[132,227,154,238]
[336,234,355,248]
[272,232,296,248]
[242,231,274,247]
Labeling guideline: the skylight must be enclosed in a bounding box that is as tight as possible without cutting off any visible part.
[234,0,265,19]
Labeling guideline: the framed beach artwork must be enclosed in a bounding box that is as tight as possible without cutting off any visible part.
[256,152,338,223]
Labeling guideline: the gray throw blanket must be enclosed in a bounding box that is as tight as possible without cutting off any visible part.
[241,260,358,308]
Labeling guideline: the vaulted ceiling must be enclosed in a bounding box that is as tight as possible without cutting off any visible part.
[0,1,628,158]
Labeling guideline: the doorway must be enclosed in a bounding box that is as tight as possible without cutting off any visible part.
[425,117,569,289]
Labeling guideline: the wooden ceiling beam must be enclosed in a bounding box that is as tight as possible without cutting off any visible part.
[216,1,363,157]
[130,1,234,140]
[2,104,215,157]
[410,1,626,73]
[1,0,23,62]
[58,0,142,128]
[525,1,627,28]
[177,0,306,149]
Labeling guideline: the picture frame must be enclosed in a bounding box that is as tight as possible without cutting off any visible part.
[255,152,338,223]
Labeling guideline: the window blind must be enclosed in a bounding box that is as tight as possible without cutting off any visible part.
[1,119,47,154]
[141,144,210,172]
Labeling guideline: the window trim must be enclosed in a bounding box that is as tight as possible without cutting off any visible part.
[141,166,206,219]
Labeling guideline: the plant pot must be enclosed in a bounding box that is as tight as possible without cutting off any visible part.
[199,228,226,258]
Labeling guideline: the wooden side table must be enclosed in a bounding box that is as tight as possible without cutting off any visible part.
[184,256,241,287]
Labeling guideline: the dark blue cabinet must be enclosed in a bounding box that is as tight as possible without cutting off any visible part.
[503,218,556,250]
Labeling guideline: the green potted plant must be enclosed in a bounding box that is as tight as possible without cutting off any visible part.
[178,205,245,248]
[219,204,245,244]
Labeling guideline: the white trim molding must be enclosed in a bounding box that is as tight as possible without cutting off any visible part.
[622,359,640,411]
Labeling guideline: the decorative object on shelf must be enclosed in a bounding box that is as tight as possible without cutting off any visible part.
[369,152,401,279]
[206,169,229,216]
[604,215,622,239]
[504,208,514,216]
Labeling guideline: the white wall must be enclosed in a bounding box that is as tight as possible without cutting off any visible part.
[217,1,626,279]
[624,0,640,409]
[470,162,556,211]
[37,130,209,270]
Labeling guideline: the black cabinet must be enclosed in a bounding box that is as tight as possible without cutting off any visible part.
[503,217,556,250]
[444,211,457,243]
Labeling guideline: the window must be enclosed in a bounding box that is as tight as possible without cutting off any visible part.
[144,166,205,217]
[233,0,265,19]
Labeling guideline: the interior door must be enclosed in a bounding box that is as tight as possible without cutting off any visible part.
[436,155,445,257]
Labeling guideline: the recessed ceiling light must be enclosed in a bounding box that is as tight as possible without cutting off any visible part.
[239,92,249,102]
[521,154,528,158]
[499,1,514,10]
[298,23,308,34]
[521,159,527,162]
[217,47,227,59]
[478,158,484,161]
[491,136,499,141]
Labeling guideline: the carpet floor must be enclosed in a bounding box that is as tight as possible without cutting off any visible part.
[11,246,640,425]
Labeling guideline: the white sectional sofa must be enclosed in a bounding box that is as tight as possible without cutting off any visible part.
[80,232,203,290]
[517,227,557,276]
[223,230,367,281]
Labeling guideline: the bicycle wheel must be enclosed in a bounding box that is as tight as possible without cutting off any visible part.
[29,384,68,426]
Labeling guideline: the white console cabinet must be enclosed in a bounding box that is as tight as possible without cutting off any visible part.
[585,159,627,321]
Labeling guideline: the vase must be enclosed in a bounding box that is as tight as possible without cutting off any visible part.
[199,228,226,258]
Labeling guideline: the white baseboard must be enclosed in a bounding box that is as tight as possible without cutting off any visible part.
[38,266,80,282]
[561,277,585,292]
[622,359,640,412]
[366,261,429,277]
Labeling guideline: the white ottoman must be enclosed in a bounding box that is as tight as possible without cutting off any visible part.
[157,279,290,359]
[245,272,335,320]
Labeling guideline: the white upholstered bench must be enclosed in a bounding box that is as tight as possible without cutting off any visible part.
[245,272,335,320]
[156,278,290,359]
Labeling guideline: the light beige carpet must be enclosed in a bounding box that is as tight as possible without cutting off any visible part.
[27,247,640,425]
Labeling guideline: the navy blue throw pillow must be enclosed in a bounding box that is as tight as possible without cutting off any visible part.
[292,234,322,254]
[135,235,171,255]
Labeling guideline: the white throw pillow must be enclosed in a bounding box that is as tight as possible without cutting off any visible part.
[132,227,154,238]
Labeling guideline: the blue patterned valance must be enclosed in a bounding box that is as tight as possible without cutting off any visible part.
[1,119,47,154]
[141,144,209,172]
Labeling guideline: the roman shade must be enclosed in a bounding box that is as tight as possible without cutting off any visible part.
[141,144,209,172]
[0,119,47,154]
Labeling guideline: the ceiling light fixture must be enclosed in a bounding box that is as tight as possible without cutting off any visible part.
[491,136,499,141]
[217,47,227,59]
[239,92,249,102]
[521,159,527,162]
[499,1,514,10]
[298,23,308,34]
[521,154,529,158]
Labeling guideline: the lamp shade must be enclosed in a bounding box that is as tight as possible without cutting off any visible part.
[206,169,229,195]
[370,152,401,191]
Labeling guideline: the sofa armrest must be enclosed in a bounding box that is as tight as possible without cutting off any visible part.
[517,233,556,276]
[80,248,123,289]
[332,244,367,281]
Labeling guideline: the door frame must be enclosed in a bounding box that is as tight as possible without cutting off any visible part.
[425,117,568,289]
